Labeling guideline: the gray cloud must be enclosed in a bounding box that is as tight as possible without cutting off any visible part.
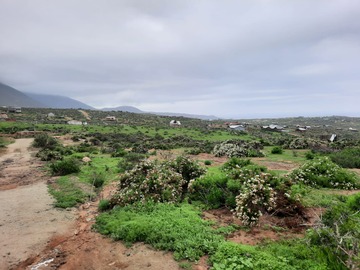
[0,0,359,118]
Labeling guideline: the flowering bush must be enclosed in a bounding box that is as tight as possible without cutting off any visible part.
[111,157,206,206]
[213,140,264,158]
[290,157,359,189]
[234,173,277,226]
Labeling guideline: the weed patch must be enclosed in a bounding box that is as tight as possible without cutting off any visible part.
[95,202,224,261]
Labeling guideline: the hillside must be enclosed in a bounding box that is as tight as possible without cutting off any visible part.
[102,105,142,113]
[0,82,44,107]
[102,105,218,120]
[26,92,95,110]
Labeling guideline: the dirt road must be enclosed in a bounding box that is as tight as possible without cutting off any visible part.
[0,139,76,270]
[0,139,182,270]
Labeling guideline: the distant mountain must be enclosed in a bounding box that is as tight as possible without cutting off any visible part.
[0,82,44,107]
[102,105,219,120]
[102,105,143,113]
[151,111,219,120]
[26,92,94,110]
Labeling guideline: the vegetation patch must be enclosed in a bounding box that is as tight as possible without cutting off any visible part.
[210,241,332,270]
[290,157,359,189]
[48,176,90,208]
[111,156,205,206]
[94,202,224,261]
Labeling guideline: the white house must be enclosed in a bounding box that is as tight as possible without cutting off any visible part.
[170,120,181,127]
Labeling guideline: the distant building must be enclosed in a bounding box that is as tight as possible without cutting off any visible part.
[262,124,284,131]
[229,124,245,131]
[105,116,116,121]
[349,127,358,132]
[8,107,21,113]
[170,120,181,127]
[47,112,55,118]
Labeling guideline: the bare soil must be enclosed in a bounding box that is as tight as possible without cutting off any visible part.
[0,139,76,270]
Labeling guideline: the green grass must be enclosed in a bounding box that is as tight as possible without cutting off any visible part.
[291,185,348,207]
[48,176,91,208]
[262,147,308,163]
[77,154,119,185]
[94,202,225,261]
[210,241,333,270]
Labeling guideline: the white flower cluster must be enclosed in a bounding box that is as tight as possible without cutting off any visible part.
[234,173,276,226]
[290,157,358,190]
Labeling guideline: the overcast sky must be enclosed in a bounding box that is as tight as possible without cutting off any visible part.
[0,0,359,118]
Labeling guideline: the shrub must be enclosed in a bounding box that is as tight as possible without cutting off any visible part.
[33,133,58,149]
[204,160,212,166]
[112,157,206,207]
[213,140,264,158]
[330,147,360,168]
[234,173,277,226]
[189,173,229,208]
[91,172,106,188]
[271,146,283,154]
[98,199,111,211]
[117,152,146,172]
[166,155,206,182]
[290,157,359,189]
[308,193,360,269]
[50,157,81,176]
[111,148,128,157]
[305,151,315,160]
[221,157,252,172]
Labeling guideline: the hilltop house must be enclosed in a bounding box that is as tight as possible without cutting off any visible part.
[170,120,181,127]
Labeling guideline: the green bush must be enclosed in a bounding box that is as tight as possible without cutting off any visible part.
[98,199,111,212]
[33,133,58,149]
[308,193,360,269]
[91,172,106,188]
[330,147,360,168]
[117,152,146,173]
[94,202,224,261]
[189,173,229,208]
[204,160,212,166]
[221,157,252,172]
[305,151,315,160]
[271,146,283,154]
[50,157,81,176]
[290,157,359,189]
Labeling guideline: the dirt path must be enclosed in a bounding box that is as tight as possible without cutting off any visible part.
[0,139,76,270]
[21,183,182,270]
[78,110,91,121]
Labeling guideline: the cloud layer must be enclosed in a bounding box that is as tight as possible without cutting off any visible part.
[1,0,359,118]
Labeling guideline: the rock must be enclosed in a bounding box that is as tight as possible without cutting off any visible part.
[82,157,92,163]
